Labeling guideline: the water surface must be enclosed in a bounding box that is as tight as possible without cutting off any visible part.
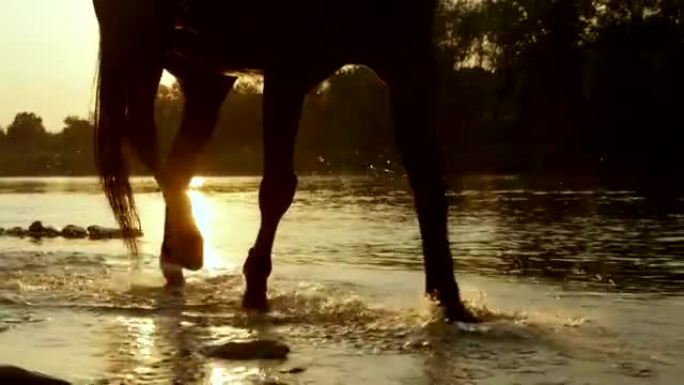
[1,176,683,384]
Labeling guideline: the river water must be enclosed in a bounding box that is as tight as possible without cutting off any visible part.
[0,176,682,384]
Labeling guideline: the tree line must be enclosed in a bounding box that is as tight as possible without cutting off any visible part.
[1,0,682,177]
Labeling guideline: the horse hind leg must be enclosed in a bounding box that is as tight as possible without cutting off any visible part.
[242,74,306,311]
[126,66,165,179]
[160,72,235,286]
[379,58,480,323]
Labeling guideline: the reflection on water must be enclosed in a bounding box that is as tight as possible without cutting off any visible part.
[122,317,156,359]
[188,189,223,272]
[208,365,264,385]
[0,176,683,384]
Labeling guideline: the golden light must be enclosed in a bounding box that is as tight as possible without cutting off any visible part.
[118,317,156,359]
[208,364,263,385]
[160,70,177,86]
[189,176,206,189]
[186,189,225,272]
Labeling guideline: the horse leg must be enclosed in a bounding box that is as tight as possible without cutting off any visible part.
[126,67,164,180]
[242,74,306,310]
[379,59,479,323]
[160,73,235,286]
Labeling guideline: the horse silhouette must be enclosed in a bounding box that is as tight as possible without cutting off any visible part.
[92,0,478,322]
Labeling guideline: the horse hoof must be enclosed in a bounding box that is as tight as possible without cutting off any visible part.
[161,261,185,287]
[182,230,203,271]
[161,231,204,271]
[443,302,481,324]
[242,291,269,312]
[171,232,203,271]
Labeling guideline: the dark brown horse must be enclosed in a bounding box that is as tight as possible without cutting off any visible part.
[92,0,478,322]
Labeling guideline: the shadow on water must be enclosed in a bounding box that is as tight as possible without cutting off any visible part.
[444,178,684,295]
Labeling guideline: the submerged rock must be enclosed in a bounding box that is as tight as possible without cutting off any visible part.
[28,221,44,233]
[28,221,60,238]
[280,367,306,374]
[6,227,27,237]
[61,225,88,239]
[204,340,290,360]
[2,224,142,240]
[0,365,70,384]
[87,225,142,240]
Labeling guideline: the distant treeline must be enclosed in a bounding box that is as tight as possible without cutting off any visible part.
[1,0,682,177]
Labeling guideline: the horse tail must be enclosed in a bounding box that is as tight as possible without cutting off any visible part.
[93,0,172,253]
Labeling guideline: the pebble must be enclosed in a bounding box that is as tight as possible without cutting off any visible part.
[61,225,88,239]
[280,367,306,374]
[28,221,60,238]
[0,222,144,240]
[6,227,27,237]
[87,225,142,239]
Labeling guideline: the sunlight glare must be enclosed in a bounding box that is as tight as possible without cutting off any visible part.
[209,364,263,385]
[160,70,177,86]
[189,176,206,189]
[187,189,226,272]
[118,317,156,359]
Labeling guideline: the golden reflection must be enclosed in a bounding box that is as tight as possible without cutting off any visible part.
[117,316,156,359]
[182,177,259,273]
[209,364,263,385]
[187,189,223,272]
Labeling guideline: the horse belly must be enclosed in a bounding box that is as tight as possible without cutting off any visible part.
[171,1,274,73]
[169,26,268,75]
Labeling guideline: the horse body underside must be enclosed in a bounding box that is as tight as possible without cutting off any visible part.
[168,0,430,77]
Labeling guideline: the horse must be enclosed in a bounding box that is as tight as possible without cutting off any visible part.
[92,0,479,323]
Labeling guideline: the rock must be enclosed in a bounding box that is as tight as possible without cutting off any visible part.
[280,367,306,374]
[28,221,44,233]
[6,227,27,237]
[87,225,142,240]
[60,225,88,239]
[0,227,4,235]
[28,221,60,238]
[0,365,70,384]
[204,340,290,360]
[43,227,60,238]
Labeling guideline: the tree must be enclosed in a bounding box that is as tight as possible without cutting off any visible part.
[6,112,47,148]
[58,116,95,174]
[61,116,93,151]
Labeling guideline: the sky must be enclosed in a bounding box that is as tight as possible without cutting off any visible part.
[0,0,100,132]
[0,0,175,132]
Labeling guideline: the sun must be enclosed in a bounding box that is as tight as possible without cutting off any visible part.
[189,176,206,189]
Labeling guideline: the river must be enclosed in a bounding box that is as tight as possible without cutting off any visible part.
[0,175,682,384]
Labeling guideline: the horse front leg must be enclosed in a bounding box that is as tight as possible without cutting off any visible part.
[160,73,235,286]
[380,57,480,323]
[242,74,306,311]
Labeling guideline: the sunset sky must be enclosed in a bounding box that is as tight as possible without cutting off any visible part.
[0,0,177,133]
